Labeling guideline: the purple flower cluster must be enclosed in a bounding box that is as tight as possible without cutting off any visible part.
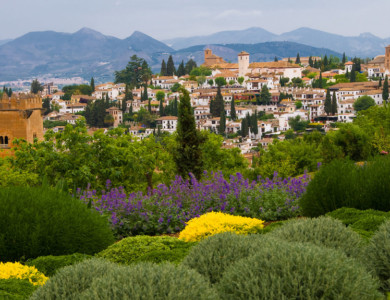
[77,171,310,238]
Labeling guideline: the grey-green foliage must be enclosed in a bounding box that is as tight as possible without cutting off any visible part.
[269,216,363,257]
[217,242,382,300]
[97,235,195,265]
[26,253,92,276]
[182,232,276,284]
[29,258,120,300]
[80,262,219,300]
[365,221,390,291]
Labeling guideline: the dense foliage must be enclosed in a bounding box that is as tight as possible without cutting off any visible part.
[0,279,38,300]
[0,186,114,262]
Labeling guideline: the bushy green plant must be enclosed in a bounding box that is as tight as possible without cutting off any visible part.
[0,279,37,300]
[29,258,119,300]
[0,187,114,262]
[301,157,390,217]
[217,242,382,300]
[80,263,219,300]
[182,232,274,284]
[97,236,195,265]
[269,217,363,257]
[260,220,287,234]
[365,221,390,292]
[25,253,92,277]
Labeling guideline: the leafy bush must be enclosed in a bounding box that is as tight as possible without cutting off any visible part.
[0,186,114,262]
[25,253,92,277]
[30,258,120,299]
[269,217,363,257]
[365,221,390,291]
[301,157,390,217]
[0,279,38,300]
[182,232,275,284]
[97,236,194,265]
[0,262,47,286]
[80,263,219,299]
[217,242,382,300]
[178,212,264,242]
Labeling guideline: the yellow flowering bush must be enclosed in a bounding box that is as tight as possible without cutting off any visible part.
[0,262,48,286]
[178,212,264,242]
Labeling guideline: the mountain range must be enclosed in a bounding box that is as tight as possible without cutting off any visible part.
[0,26,385,82]
[164,27,389,58]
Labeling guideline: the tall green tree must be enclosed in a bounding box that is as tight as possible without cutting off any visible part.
[251,112,258,136]
[260,85,271,105]
[219,110,226,136]
[323,55,328,67]
[166,55,176,76]
[230,94,237,120]
[175,88,204,179]
[177,61,186,77]
[215,77,227,87]
[353,96,376,112]
[342,53,346,64]
[114,55,151,88]
[143,84,148,101]
[295,53,301,64]
[212,86,225,117]
[383,75,389,102]
[185,59,197,74]
[309,56,313,67]
[90,77,95,92]
[274,56,278,62]
[241,117,249,137]
[173,96,178,116]
[379,77,382,88]
[31,79,43,94]
[318,72,323,88]
[324,89,332,115]
[350,65,357,82]
[331,91,338,115]
[159,99,164,116]
[160,59,167,76]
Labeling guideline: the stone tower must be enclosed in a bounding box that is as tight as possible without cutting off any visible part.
[238,51,250,78]
[385,45,390,72]
[0,93,44,157]
[204,48,212,60]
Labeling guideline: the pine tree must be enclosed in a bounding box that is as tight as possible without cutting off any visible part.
[230,94,237,120]
[159,99,164,116]
[324,89,332,115]
[342,53,346,64]
[260,85,271,105]
[166,55,176,76]
[219,110,226,136]
[177,61,186,77]
[160,59,167,76]
[383,75,389,102]
[175,88,204,180]
[295,53,301,64]
[331,91,337,115]
[90,77,95,92]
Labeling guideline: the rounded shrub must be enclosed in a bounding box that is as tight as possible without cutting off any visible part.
[97,236,195,265]
[30,258,120,299]
[0,279,38,300]
[80,263,219,299]
[365,220,390,291]
[25,253,92,277]
[217,242,382,300]
[269,216,363,257]
[182,232,275,284]
[0,186,115,262]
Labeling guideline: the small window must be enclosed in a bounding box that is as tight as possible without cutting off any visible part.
[4,136,8,145]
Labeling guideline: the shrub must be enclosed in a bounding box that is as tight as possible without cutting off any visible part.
[0,279,38,300]
[182,232,275,284]
[25,253,92,277]
[0,186,115,262]
[178,212,264,242]
[80,263,219,299]
[97,236,195,265]
[217,242,382,300]
[301,157,390,217]
[0,262,47,286]
[30,258,120,299]
[269,217,363,257]
[365,221,390,291]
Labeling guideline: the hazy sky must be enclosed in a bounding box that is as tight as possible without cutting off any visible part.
[1,0,389,40]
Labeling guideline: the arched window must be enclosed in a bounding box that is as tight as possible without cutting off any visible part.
[4,136,8,145]
[0,136,3,144]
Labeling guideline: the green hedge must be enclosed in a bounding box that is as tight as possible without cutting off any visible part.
[0,279,37,300]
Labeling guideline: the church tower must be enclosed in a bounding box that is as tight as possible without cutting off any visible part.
[385,45,390,72]
[238,51,250,78]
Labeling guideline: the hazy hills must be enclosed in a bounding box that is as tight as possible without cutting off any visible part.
[164,27,389,58]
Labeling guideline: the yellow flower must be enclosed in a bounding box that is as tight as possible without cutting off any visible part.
[178,212,264,242]
[0,262,48,286]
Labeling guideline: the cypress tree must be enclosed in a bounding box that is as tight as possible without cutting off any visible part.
[318,72,323,88]
[251,112,258,136]
[177,61,186,77]
[219,110,226,136]
[166,55,176,76]
[260,85,271,105]
[230,94,237,120]
[213,86,224,117]
[309,56,313,67]
[173,96,178,116]
[379,77,382,88]
[90,77,95,92]
[350,65,356,82]
[143,84,148,100]
[185,59,197,74]
[383,75,389,102]
[274,56,278,62]
[148,98,152,113]
[346,68,350,79]
[331,91,337,115]
[160,59,167,76]
[295,53,301,64]
[159,99,164,116]
[323,55,328,67]
[241,118,248,137]
[342,53,346,64]
[175,88,204,180]
[324,89,332,115]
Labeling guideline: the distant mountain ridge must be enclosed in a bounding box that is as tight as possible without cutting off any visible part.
[164,27,390,57]
[0,27,341,81]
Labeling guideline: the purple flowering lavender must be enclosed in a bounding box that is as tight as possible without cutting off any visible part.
[78,171,310,238]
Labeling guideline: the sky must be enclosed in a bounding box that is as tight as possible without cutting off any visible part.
[0,0,389,41]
